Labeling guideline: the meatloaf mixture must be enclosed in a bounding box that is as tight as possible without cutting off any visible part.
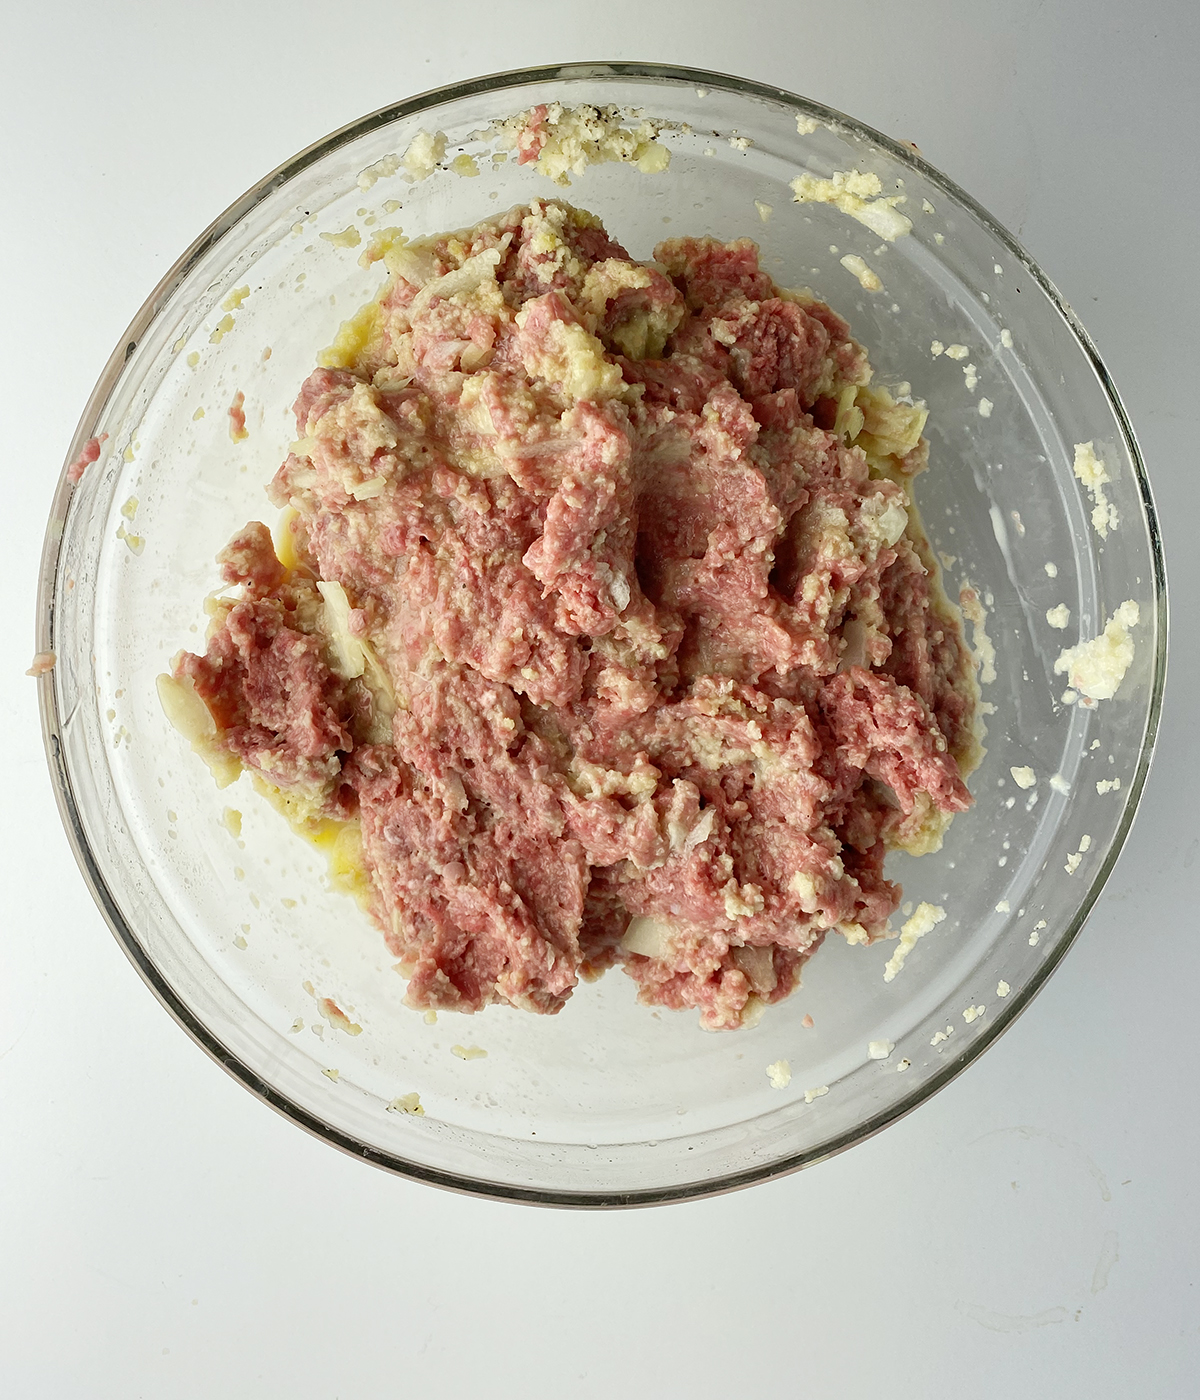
[163,198,980,1029]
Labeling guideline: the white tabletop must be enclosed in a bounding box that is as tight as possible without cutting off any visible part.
[4,2,1197,1394]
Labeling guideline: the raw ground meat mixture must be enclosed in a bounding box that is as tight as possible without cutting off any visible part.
[164,198,980,1029]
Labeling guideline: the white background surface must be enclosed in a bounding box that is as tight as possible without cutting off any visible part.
[3,2,1197,1395]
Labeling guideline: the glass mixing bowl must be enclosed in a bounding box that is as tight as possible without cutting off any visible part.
[35,63,1166,1206]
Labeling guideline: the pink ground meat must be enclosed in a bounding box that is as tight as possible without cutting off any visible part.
[66,433,107,484]
[171,199,979,1029]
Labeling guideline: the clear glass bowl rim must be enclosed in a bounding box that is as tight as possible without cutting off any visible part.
[34,60,1169,1208]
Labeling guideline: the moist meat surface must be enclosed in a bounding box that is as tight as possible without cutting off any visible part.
[168,199,979,1029]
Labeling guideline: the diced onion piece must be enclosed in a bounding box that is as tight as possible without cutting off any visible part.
[350,476,387,500]
[621,914,677,959]
[410,245,506,314]
[317,580,366,679]
[157,672,241,788]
